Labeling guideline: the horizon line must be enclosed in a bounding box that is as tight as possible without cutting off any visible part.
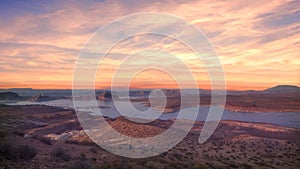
[0,84,299,92]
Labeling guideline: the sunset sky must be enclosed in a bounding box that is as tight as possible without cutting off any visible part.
[0,0,299,90]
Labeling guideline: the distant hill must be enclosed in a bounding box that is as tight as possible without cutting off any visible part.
[0,89,73,97]
[7,88,33,90]
[0,92,24,100]
[264,85,300,93]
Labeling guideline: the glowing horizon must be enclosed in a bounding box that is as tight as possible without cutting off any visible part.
[0,0,299,90]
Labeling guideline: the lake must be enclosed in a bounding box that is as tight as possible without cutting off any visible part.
[6,99,300,129]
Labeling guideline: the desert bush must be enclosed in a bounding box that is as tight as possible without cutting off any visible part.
[89,147,97,154]
[98,160,130,169]
[0,140,12,158]
[67,159,93,169]
[0,142,37,161]
[17,145,37,160]
[51,146,71,161]
[192,163,209,169]
[33,135,52,145]
[65,139,96,146]
[40,137,52,145]
[173,152,182,160]
[145,161,165,169]
[13,130,25,137]
[0,130,7,137]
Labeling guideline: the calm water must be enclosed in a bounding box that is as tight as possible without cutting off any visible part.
[6,99,300,129]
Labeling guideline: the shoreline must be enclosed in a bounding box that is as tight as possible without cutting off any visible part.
[1,104,299,129]
[223,104,300,113]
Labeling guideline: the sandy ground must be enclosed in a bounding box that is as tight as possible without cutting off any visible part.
[0,105,299,169]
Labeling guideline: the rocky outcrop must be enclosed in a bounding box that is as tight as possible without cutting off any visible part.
[97,91,112,100]
[45,130,86,141]
[28,94,55,102]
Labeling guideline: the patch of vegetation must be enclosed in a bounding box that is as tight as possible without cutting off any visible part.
[40,137,52,145]
[0,130,7,137]
[0,140,12,158]
[65,139,96,146]
[13,130,25,137]
[191,163,210,169]
[67,156,94,169]
[0,141,37,161]
[99,160,130,169]
[89,147,97,154]
[17,145,37,160]
[145,160,164,169]
[32,135,52,145]
[51,146,71,161]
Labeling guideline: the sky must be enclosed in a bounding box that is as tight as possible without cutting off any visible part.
[0,0,299,90]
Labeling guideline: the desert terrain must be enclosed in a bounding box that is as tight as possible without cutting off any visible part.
[0,104,299,169]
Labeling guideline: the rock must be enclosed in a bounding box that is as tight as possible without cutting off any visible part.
[28,94,54,102]
[97,91,112,100]
[45,130,85,141]
[24,134,32,138]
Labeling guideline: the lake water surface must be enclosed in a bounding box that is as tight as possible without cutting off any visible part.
[6,99,300,129]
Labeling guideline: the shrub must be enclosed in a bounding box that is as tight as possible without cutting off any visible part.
[99,160,129,169]
[51,146,71,161]
[13,130,25,137]
[0,130,7,137]
[0,140,12,158]
[40,137,52,145]
[145,161,164,169]
[192,163,210,169]
[17,145,37,160]
[67,159,93,169]
[0,139,37,161]
[89,147,97,154]
[33,135,52,145]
